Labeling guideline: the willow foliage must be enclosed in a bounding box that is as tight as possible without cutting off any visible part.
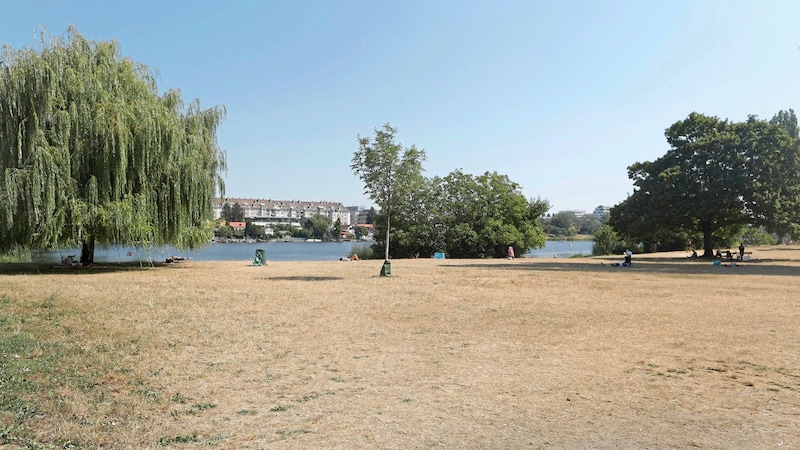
[0,27,226,260]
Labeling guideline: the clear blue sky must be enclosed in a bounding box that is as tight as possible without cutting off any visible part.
[5,1,800,213]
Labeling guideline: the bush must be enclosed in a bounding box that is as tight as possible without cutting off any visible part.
[350,243,377,260]
[740,226,778,246]
[592,225,622,256]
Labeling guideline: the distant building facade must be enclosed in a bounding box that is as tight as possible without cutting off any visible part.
[214,198,352,227]
[346,205,374,226]
[593,205,611,220]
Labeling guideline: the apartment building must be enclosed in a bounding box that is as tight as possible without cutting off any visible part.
[214,198,352,227]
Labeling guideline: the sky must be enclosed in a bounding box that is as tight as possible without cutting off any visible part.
[4,1,800,213]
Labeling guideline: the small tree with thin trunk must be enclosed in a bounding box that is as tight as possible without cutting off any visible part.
[351,124,425,274]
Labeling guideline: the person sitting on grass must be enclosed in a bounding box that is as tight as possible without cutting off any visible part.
[601,249,632,267]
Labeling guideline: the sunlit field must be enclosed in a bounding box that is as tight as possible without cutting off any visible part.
[1,246,799,448]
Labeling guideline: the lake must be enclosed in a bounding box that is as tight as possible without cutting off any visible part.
[525,240,594,258]
[34,240,595,263]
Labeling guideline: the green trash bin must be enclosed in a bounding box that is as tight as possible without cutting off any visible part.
[253,249,266,266]
[380,259,392,277]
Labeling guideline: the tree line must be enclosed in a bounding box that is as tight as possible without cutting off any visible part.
[540,211,605,237]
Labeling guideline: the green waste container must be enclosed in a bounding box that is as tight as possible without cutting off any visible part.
[380,260,392,277]
[253,249,266,266]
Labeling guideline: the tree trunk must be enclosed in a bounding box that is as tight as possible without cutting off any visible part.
[384,213,391,261]
[701,227,714,258]
[80,236,95,266]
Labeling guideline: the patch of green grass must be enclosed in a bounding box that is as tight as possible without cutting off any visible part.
[0,293,133,446]
[137,387,162,403]
[159,433,199,445]
[171,392,191,404]
[277,428,312,437]
[0,248,32,263]
[193,402,216,411]
[171,402,217,417]
[296,393,320,403]
[0,300,50,428]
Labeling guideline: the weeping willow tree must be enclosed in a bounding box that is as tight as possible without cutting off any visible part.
[0,27,226,264]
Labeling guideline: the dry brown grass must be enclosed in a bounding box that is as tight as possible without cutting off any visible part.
[1,246,799,448]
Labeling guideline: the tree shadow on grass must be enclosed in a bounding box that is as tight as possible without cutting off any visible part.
[0,262,174,275]
[267,276,343,282]
[440,258,800,277]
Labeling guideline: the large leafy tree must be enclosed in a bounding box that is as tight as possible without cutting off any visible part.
[351,123,426,263]
[431,170,547,258]
[384,170,548,259]
[0,27,226,263]
[609,112,799,256]
[607,183,689,253]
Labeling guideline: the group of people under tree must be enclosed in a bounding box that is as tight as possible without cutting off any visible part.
[713,242,746,260]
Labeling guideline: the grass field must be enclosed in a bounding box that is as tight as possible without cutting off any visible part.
[1,246,799,448]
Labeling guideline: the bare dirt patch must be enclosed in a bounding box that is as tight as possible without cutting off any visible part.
[1,246,799,448]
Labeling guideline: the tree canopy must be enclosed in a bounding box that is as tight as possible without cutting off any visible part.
[0,27,226,263]
[609,111,800,256]
[371,170,548,259]
[431,170,548,258]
